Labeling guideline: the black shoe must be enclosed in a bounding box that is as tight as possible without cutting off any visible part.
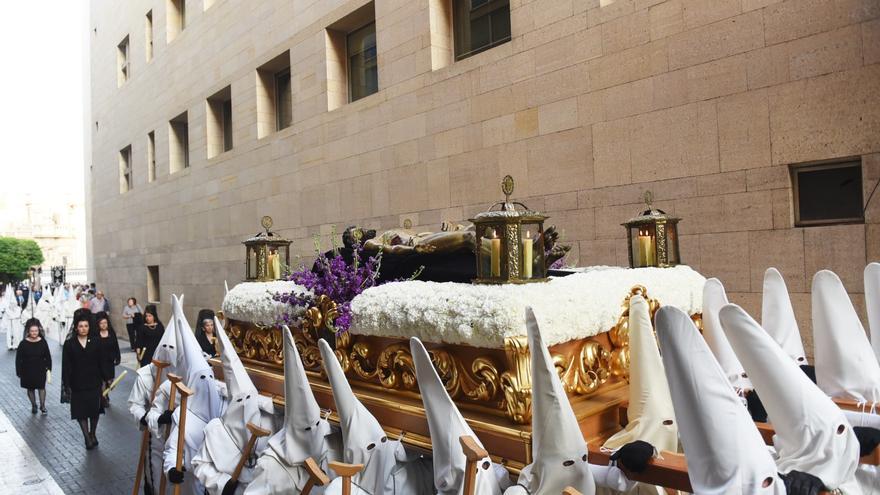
[40,407,47,415]
[90,433,98,447]
[31,405,37,414]
[85,438,96,450]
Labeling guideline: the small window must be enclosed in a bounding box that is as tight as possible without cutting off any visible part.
[207,86,233,157]
[169,111,189,173]
[119,145,133,193]
[791,159,864,226]
[145,10,154,62]
[347,22,378,102]
[117,35,130,86]
[274,69,292,131]
[147,131,156,182]
[147,265,160,303]
[453,0,511,61]
[167,0,185,43]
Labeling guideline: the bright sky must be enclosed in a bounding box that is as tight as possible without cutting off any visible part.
[0,1,88,199]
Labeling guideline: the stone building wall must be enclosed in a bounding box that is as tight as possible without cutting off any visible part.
[88,0,880,354]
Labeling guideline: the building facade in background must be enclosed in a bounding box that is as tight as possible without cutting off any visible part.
[88,0,880,352]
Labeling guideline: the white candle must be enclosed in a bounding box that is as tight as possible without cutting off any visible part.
[522,230,533,278]
[490,230,501,277]
[638,230,655,267]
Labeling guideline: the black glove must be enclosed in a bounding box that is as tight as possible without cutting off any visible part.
[610,440,654,473]
[799,365,817,384]
[158,409,173,425]
[781,470,825,495]
[854,426,880,457]
[167,467,185,484]
[139,413,148,427]
[745,389,768,423]
[222,479,240,495]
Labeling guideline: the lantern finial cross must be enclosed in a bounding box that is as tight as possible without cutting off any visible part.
[643,190,654,209]
[502,175,515,204]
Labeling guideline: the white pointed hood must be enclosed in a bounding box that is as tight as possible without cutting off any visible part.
[517,307,594,495]
[152,294,182,374]
[411,337,502,495]
[865,262,880,363]
[812,270,880,403]
[268,325,331,464]
[702,278,751,390]
[173,296,224,424]
[656,306,784,495]
[761,268,807,364]
[720,303,860,491]
[320,339,404,494]
[602,296,677,453]
[216,316,262,448]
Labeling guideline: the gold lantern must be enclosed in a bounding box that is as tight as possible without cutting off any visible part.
[470,176,548,284]
[622,191,681,268]
[243,216,292,281]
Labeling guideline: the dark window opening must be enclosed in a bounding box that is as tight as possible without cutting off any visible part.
[453,0,511,61]
[348,22,378,102]
[792,159,863,226]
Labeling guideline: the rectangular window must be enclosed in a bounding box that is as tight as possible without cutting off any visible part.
[169,111,189,173]
[145,10,154,62]
[206,86,233,158]
[147,265,160,303]
[167,0,185,43]
[274,69,292,131]
[119,145,133,193]
[453,0,511,60]
[255,51,291,138]
[791,158,864,226]
[117,35,130,87]
[147,131,156,182]
[347,22,378,102]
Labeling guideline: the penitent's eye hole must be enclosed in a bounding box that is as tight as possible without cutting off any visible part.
[366,443,376,451]
[762,477,773,488]
[663,419,674,425]
[380,436,387,443]
[169,345,174,349]
[581,454,587,462]
[837,424,846,435]
[200,375,206,379]
[562,460,575,467]
[236,398,243,403]
[481,461,490,470]
[246,395,251,400]
[305,426,312,431]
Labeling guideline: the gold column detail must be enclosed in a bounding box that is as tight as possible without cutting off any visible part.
[501,335,532,424]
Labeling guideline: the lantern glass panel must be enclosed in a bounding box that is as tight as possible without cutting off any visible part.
[630,224,657,268]
[247,245,258,279]
[279,245,289,273]
[521,222,543,279]
[666,223,679,265]
[479,224,504,279]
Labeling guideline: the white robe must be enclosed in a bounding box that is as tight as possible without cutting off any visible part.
[243,432,343,495]
[128,364,161,491]
[192,396,280,495]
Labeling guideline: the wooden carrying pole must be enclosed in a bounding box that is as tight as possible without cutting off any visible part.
[230,422,272,482]
[171,382,195,495]
[459,435,489,495]
[131,361,170,495]
[158,373,183,495]
[301,457,330,495]
[328,462,364,495]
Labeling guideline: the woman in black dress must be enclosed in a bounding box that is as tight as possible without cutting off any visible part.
[16,318,51,414]
[94,312,120,407]
[136,304,164,367]
[194,309,217,357]
[62,312,107,450]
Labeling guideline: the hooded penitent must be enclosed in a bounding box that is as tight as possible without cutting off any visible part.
[602,295,677,454]
[267,325,333,465]
[516,307,595,495]
[655,306,784,495]
[720,304,861,492]
[866,263,880,364]
[320,339,429,494]
[152,295,182,374]
[812,270,880,404]
[702,278,751,390]
[761,268,807,365]
[411,337,505,495]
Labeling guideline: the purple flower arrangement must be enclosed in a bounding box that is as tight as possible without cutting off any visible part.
[273,241,383,335]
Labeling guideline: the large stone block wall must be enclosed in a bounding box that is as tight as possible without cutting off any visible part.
[88,0,880,356]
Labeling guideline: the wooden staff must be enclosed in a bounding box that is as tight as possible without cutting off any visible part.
[132,360,169,495]
[459,435,488,495]
[159,373,183,495]
[302,457,330,495]
[230,422,272,482]
[103,370,129,397]
[328,462,364,495]
[172,382,194,495]
[562,488,582,495]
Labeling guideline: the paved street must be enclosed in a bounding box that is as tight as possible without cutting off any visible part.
[0,331,141,494]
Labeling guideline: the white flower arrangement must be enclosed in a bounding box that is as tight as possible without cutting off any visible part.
[221,280,311,326]
[350,265,706,348]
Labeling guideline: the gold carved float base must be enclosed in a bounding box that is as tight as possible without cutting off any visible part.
[214,287,701,469]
